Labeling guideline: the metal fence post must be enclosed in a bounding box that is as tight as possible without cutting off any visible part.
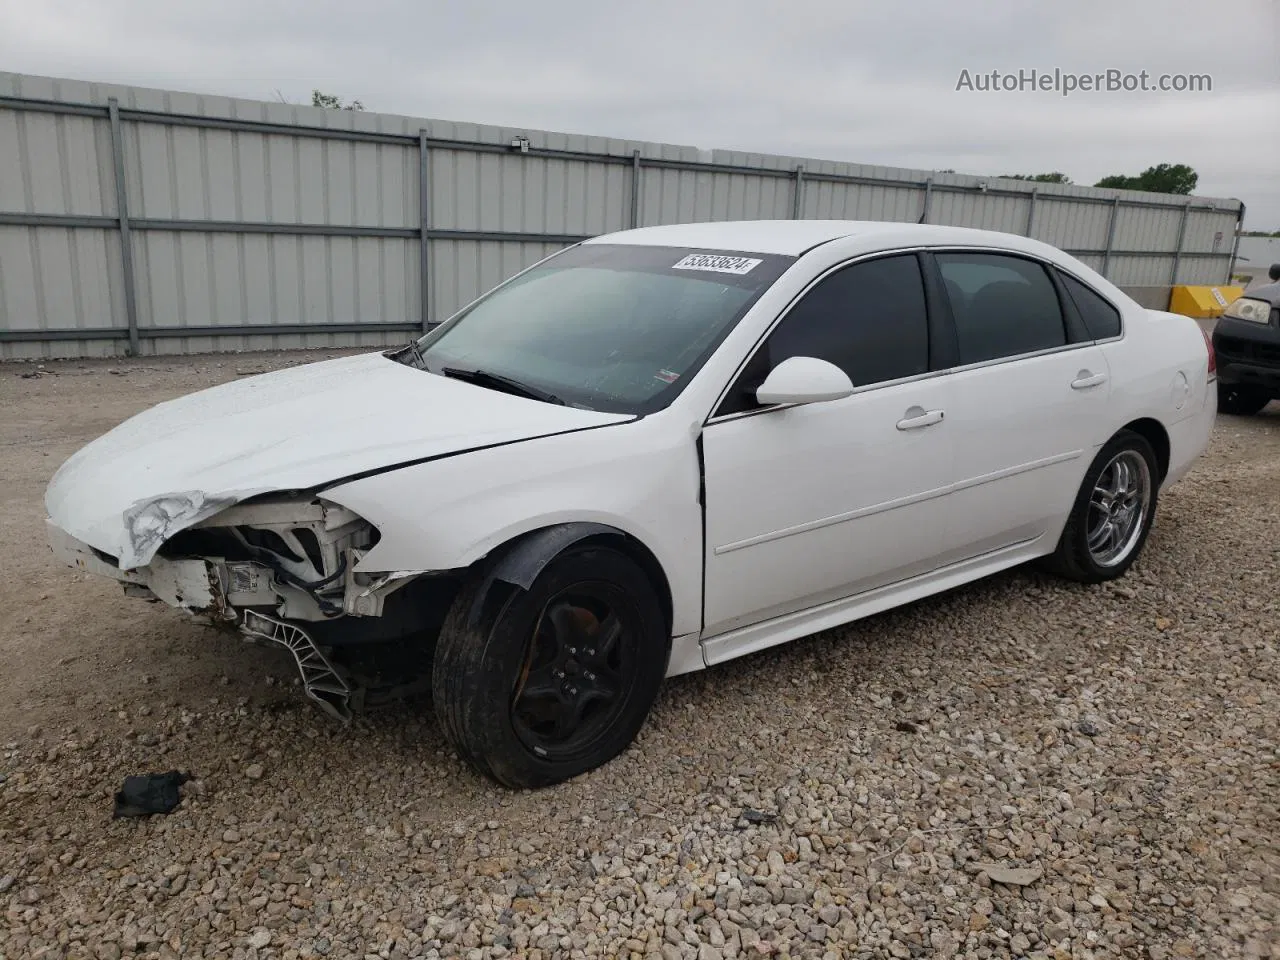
[1169,201,1191,286]
[1025,189,1038,238]
[419,129,432,333]
[630,150,642,228]
[919,177,933,224]
[1226,202,1245,284]
[791,165,805,219]
[1100,196,1121,279]
[107,98,140,355]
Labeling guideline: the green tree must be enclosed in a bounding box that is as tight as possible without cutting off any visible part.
[311,90,365,111]
[999,172,1073,184]
[1094,163,1197,195]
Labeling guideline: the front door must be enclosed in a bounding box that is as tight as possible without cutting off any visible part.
[700,252,956,648]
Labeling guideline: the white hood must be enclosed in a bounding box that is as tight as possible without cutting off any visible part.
[45,351,629,566]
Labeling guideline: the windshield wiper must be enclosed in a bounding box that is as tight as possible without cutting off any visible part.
[440,366,565,405]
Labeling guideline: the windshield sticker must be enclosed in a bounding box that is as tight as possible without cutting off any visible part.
[671,254,763,276]
[654,369,681,384]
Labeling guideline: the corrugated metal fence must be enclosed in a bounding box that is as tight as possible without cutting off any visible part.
[0,72,1246,360]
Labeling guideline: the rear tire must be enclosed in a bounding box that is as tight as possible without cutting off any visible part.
[1217,383,1271,416]
[431,543,669,788]
[1042,430,1159,584]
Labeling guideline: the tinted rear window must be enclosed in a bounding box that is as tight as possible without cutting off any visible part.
[936,253,1067,364]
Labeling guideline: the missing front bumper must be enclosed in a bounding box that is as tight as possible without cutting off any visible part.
[47,521,441,723]
[47,519,231,617]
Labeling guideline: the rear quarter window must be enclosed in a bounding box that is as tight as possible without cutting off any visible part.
[1061,273,1123,340]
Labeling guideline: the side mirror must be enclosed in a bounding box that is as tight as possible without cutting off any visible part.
[755,356,854,406]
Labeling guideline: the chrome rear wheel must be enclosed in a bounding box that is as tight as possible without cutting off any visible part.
[1041,429,1161,584]
[1086,450,1152,568]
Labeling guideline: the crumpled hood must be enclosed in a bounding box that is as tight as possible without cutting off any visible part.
[45,351,628,567]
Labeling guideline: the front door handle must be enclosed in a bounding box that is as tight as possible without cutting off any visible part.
[1071,372,1108,390]
[896,408,945,430]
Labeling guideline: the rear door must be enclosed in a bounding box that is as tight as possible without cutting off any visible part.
[928,250,1112,560]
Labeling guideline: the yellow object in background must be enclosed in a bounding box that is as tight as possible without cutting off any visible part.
[1168,285,1245,319]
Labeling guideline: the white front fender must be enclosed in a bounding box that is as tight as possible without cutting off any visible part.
[321,419,705,637]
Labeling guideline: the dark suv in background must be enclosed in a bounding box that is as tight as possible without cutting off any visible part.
[1214,264,1280,416]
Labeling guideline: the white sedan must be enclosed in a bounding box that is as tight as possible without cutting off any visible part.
[45,220,1217,787]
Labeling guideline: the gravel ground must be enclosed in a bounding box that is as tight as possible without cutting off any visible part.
[1,353,1277,960]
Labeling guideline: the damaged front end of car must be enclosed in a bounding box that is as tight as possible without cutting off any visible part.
[153,497,380,622]
[48,493,458,723]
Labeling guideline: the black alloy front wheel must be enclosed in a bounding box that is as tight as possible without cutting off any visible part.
[431,543,669,788]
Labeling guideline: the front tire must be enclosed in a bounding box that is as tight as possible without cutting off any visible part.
[1217,383,1271,417]
[1042,430,1159,584]
[431,543,669,788]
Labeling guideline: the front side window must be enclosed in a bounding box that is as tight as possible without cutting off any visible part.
[936,253,1067,364]
[412,244,795,414]
[717,253,930,416]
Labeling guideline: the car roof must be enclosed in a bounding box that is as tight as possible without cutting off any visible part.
[583,219,1048,257]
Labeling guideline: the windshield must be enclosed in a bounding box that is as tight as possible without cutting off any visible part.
[411,243,795,414]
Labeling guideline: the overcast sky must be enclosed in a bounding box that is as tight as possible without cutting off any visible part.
[4,0,1279,225]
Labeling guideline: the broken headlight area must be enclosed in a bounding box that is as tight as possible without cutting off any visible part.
[153,496,399,622]
[145,497,461,722]
[50,497,463,724]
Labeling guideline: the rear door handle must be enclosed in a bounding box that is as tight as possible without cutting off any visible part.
[896,408,945,430]
[1071,372,1108,390]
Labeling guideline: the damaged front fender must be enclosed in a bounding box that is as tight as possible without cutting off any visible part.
[486,522,618,590]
